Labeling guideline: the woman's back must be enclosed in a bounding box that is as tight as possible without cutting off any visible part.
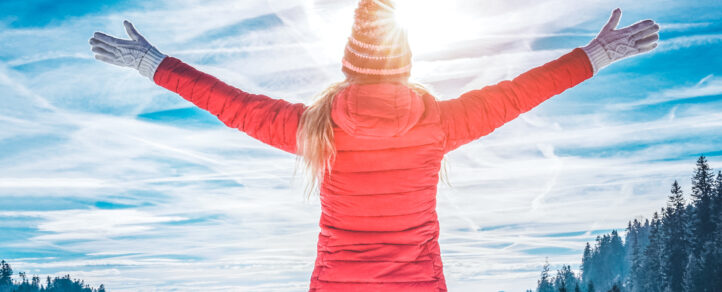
[148,46,594,291]
[310,83,448,290]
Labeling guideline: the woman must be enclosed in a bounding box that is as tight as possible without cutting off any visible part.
[89,1,659,290]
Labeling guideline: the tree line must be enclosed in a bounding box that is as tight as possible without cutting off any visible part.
[0,260,105,292]
[530,155,722,292]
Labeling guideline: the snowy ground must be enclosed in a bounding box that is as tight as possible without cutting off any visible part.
[1,0,722,291]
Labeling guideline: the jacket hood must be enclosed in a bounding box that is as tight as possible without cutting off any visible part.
[331,83,425,138]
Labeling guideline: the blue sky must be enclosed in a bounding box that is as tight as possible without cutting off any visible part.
[1,0,721,291]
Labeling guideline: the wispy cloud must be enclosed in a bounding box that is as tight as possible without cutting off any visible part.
[610,74,722,109]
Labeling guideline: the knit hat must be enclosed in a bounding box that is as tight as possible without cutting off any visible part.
[342,0,412,83]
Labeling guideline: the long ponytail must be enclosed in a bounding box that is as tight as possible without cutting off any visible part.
[295,81,349,199]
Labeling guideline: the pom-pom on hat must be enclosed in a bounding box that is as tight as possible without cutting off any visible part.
[342,0,412,83]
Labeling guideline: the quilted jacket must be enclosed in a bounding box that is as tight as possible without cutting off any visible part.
[153,48,594,291]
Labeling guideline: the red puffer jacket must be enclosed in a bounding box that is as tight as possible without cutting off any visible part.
[153,48,593,291]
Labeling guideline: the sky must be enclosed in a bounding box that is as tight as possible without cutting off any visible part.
[1,0,721,291]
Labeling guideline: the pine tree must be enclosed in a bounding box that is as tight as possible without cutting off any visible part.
[690,155,715,254]
[660,181,688,292]
[641,212,663,292]
[713,171,722,216]
[623,221,634,280]
[711,215,722,291]
[591,234,611,289]
[32,275,40,289]
[0,260,12,289]
[553,265,578,292]
[576,232,627,292]
[712,173,722,252]
[626,220,644,292]
[587,281,595,292]
[637,219,651,252]
[537,259,555,292]
[683,252,704,292]
[608,230,625,285]
[581,242,593,284]
[630,217,652,292]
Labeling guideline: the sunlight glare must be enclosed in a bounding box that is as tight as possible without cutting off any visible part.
[394,0,478,54]
[304,0,483,62]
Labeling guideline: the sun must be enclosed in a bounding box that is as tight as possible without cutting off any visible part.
[393,0,477,54]
[303,0,481,61]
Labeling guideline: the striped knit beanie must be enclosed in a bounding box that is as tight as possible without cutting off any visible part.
[342,0,412,83]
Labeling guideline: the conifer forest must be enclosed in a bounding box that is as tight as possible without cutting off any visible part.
[531,156,722,292]
[0,259,105,292]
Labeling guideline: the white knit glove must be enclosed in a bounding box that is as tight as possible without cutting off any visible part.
[582,8,660,74]
[89,20,167,81]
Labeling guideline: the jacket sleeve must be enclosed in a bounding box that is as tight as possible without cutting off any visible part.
[153,57,307,155]
[438,48,594,153]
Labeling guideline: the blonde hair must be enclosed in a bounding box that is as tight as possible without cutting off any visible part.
[295,80,450,199]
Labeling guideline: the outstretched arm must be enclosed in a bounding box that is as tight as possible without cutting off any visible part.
[89,21,306,155]
[439,8,659,153]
